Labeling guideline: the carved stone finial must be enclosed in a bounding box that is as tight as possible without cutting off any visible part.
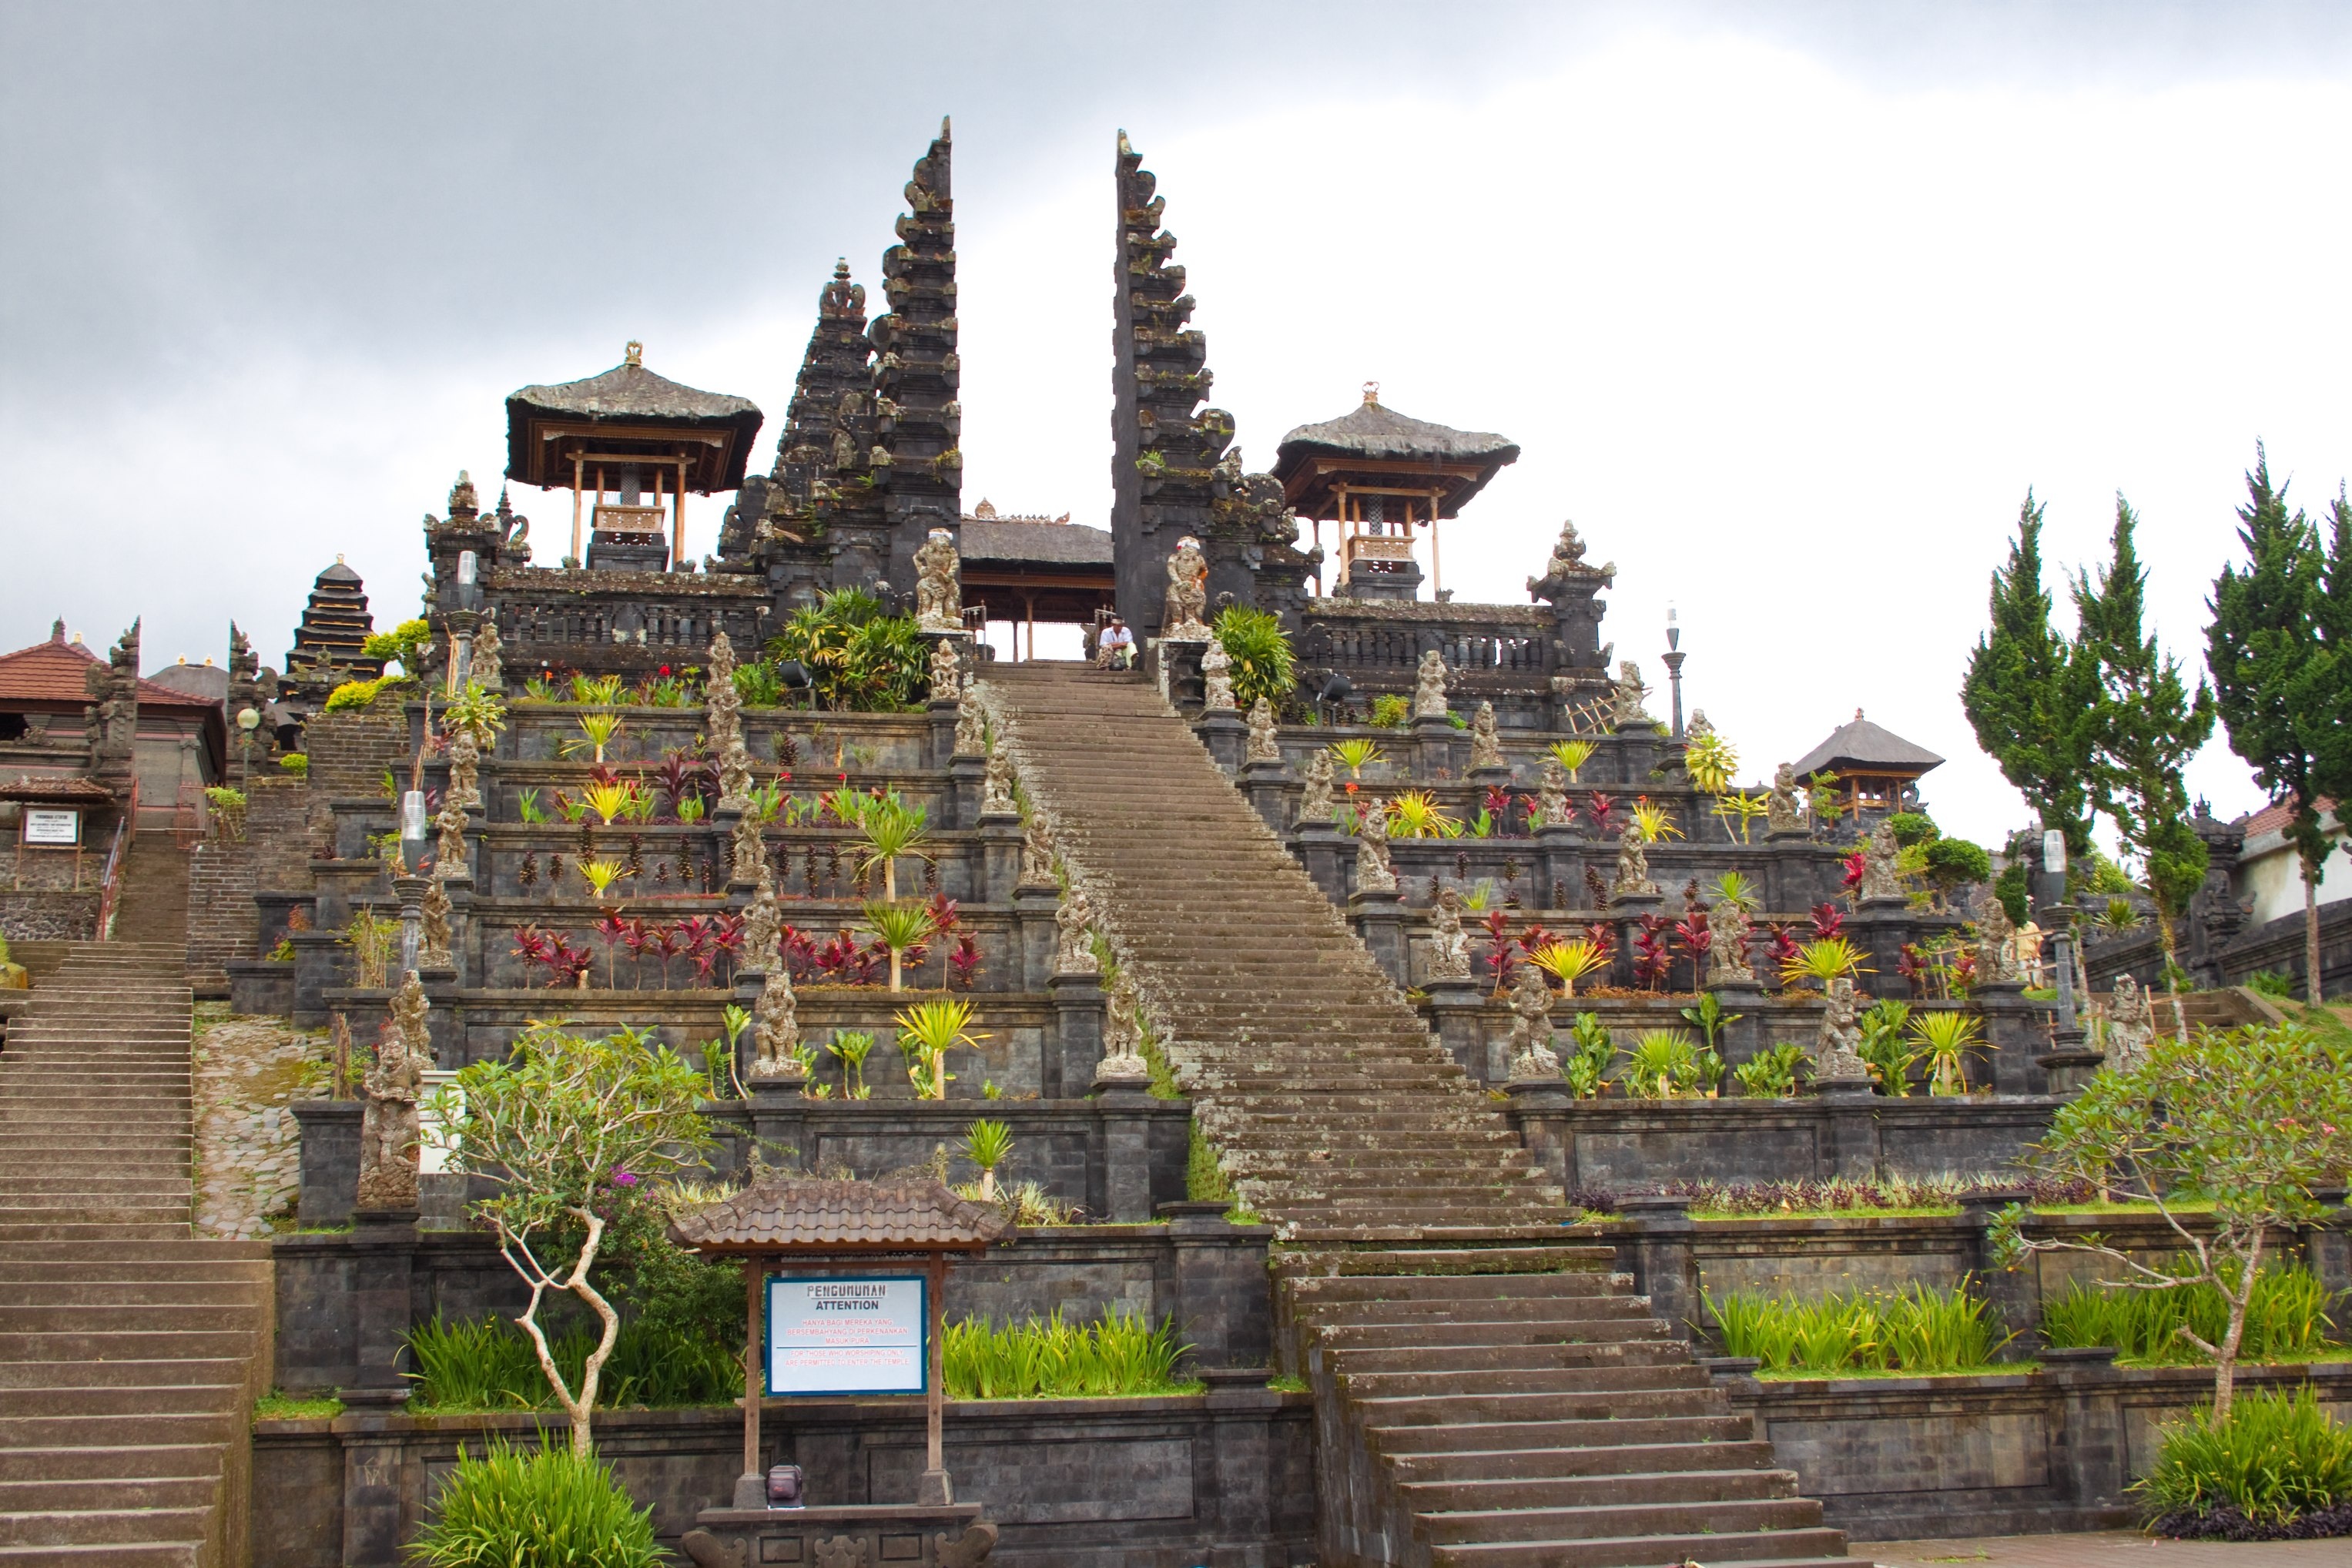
[448,470,478,518]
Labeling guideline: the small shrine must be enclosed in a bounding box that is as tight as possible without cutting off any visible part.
[1793,709,1946,814]
[956,501,1116,660]
[504,343,764,573]
[1271,384,1519,601]
[283,559,380,684]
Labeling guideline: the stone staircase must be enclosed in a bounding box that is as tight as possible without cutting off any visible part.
[0,942,271,1567]
[110,835,192,952]
[980,662,1846,1568]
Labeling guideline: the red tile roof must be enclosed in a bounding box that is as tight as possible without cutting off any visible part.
[0,775,116,804]
[671,1178,1011,1255]
[0,632,219,711]
[2243,798,2340,838]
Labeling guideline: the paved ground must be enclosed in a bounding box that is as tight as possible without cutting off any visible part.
[1863,1531,2352,1566]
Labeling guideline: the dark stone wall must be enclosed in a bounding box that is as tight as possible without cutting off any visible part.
[254,1394,1315,1568]
[0,889,98,941]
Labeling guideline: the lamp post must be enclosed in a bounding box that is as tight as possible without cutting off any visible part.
[1660,605,1687,740]
[2036,826,2082,1040]
[236,706,260,785]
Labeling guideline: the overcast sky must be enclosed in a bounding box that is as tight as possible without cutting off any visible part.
[5,2,2350,849]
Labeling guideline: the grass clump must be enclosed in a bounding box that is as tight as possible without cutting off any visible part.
[943,1309,1194,1400]
[2039,1261,2341,1365]
[253,1390,342,1422]
[2138,1387,2352,1540]
[1707,1282,2011,1375]
[407,1439,662,1568]
[406,1313,739,1412]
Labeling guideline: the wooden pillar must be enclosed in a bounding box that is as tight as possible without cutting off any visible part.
[922,1252,950,1502]
[570,455,585,567]
[1024,596,1036,662]
[742,1258,762,1488]
[674,461,689,568]
[1429,488,1445,596]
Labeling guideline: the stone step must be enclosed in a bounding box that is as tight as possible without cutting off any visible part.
[0,1505,215,1548]
[1318,1318,1672,1352]
[1288,1269,1622,1300]
[0,1369,247,1402]
[1429,1529,1848,1568]
[0,1412,235,1451]
[1388,1439,1783,1485]
[1296,1297,1647,1328]
[0,1305,257,1335]
[0,1446,223,1483]
[1339,1364,1711,1400]
[0,1331,257,1363]
[1355,1385,1721,1426]
[1,1283,265,1309]
[1282,1246,1614,1278]
[1371,1413,1761,1456]
[0,1475,220,1513]
[1328,1342,1691,1376]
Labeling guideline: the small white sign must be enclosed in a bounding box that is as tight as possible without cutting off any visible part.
[767,1275,926,1396]
[22,809,79,846]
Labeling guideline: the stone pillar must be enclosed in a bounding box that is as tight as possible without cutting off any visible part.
[1848,897,1915,1001]
[1349,886,1407,987]
[1202,1372,1286,1565]
[1711,980,1768,1077]
[1469,762,1512,796]
[1818,1081,1881,1179]
[947,756,987,829]
[2038,1043,2106,1097]
[1290,824,1352,906]
[977,812,1022,903]
[1161,1201,1271,1372]
[1533,824,1582,912]
[1963,1185,2040,1353]
[1504,1077,1573,1193]
[2310,1194,2352,1342]
[1157,636,1208,713]
[1195,710,1246,774]
[420,973,461,1067]
[444,879,477,990]
[2047,1352,2128,1511]
[340,1414,410,1568]
[1095,1078,1156,1221]
[293,1099,362,1227]
[1005,883,1054,991]
[1975,983,2052,1097]
[1421,976,1486,1081]
[1612,719,1662,787]
[343,1208,417,1407]
[927,696,959,770]
[1617,1193,1697,1338]
[1047,973,1105,1098]
[746,1080,811,1171]
[1238,759,1289,833]
[1412,713,1458,779]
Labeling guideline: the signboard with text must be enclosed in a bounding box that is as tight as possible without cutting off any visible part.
[765,1274,926,1396]
[22,809,79,847]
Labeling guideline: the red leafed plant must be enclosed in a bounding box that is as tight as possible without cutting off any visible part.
[1586,792,1617,835]
[1582,921,1617,960]
[1673,910,1712,990]
[1897,943,1930,995]
[591,909,631,987]
[1485,786,1513,828]
[814,930,856,983]
[1632,914,1674,991]
[1841,851,1868,893]
[1767,921,1804,986]
[1484,910,1516,990]
[948,933,982,990]
[782,924,818,983]
[1810,902,1846,940]
[926,893,963,935]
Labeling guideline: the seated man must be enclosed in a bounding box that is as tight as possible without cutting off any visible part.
[1098,616,1136,670]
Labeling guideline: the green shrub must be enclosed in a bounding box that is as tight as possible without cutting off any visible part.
[1732,1043,1808,1099]
[1885,812,1941,848]
[406,1313,739,1412]
[1185,1121,1232,1202]
[1925,837,1993,890]
[1707,1282,2009,1375]
[276,752,308,776]
[943,1310,1191,1399]
[1368,694,1409,729]
[2136,1387,2352,1529]
[2039,1262,2337,1365]
[2249,970,2297,1000]
[407,1439,662,1568]
[1211,606,1296,714]
[323,678,385,712]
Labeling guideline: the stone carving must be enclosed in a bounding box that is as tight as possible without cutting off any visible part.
[1097,971,1152,1084]
[1019,812,1057,889]
[447,469,478,517]
[1200,638,1235,712]
[469,616,503,692]
[981,749,1017,816]
[1526,518,1616,595]
[1162,537,1209,637]
[707,633,753,811]
[1815,977,1869,1081]
[913,528,963,632]
[953,689,987,756]
[1859,819,1903,902]
[1053,883,1099,977]
[1537,760,1570,829]
[419,879,453,970]
[1244,697,1280,763]
[742,860,782,973]
[1611,819,1658,899]
[431,801,471,882]
[813,1536,868,1568]
[730,806,766,886]
[1428,889,1473,981]
[1686,709,1714,742]
[1506,962,1562,1077]
[1299,749,1334,826]
[443,729,482,812]
[928,635,962,702]
[1355,796,1397,893]
[1469,701,1503,770]
[1706,898,1754,986]
[1412,648,1449,719]
[357,973,428,1211]
[1766,762,1804,836]
[1611,661,1652,728]
[2106,973,2156,1071]
[83,621,139,764]
[748,968,800,1081]
[1975,896,2019,983]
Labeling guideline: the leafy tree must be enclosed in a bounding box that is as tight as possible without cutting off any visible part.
[431,1024,712,1455]
[766,588,926,712]
[1962,493,2097,856]
[363,617,432,680]
[2206,451,2335,1004]
[2074,497,2215,1036]
[1994,1022,2352,1422]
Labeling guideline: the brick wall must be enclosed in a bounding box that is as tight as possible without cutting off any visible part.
[187,778,321,993]
[301,709,410,800]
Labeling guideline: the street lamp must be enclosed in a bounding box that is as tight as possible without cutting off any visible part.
[1660,604,1687,739]
[236,706,260,781]
[2036,826,2082,1040]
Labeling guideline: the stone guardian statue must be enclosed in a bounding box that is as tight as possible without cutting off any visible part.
[357,973,429,1211]
[1506,962,1562,1077]
[1054,883,1100,977]
[913,528,963,632]
[1162,537,1210,638]
[1355,796,1397,893]
[1412,648,1449,720]
[1428,889,1473,981]
[1469,701,1503,770]
[1298,749,1335,826]
[1244,697,1280,763]
[1815,976,1870,1081]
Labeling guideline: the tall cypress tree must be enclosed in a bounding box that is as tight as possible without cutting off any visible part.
[1963,491,2097,854]
[2075,496,2215,1034]
[2206,447,2330,1003]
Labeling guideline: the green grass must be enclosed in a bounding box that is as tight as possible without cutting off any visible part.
[1265,1373,1308,1393]
[408,1440,662,1568]
[405,1313,741,1412]
[1707,1282,2012,1375]
[2032,1200,2216,1215]
[943,1310,1195,1400]
[1691,1204,1959,1221]
[253,1391,343,1421]
[2040,1261,2342,1365]
[1756,1365,2036,1382]
[2136,1387,2352,1528]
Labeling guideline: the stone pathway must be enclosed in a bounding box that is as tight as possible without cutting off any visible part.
[1865,1532,2352,1566]
[191,1003,327,1238]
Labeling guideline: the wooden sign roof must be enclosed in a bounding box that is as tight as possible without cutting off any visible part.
[670,1177,1011,1257]
[1272,392,1519,519]
[506,344,764,495]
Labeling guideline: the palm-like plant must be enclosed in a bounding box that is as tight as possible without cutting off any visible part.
[1683,730,1739,794]
[568,711,624,764]
[1211,606,1296,713]
[1626,1030,1702,1099]
[825,1030,876,1100]
[1547,739,1596,782]
[1631,797,1684,843]
[1329,739,1384,779]
[766,588,927,712]
[581,779,635,825]
[1707,870,1761,913]
[1528,940,1607,995]
[442,682,506,748]
[1714,790,1772,844]
[1910,1010,1985,1097]
[1785,936,1868,987]
[857,799,931,901]
[577,857,627,900]
[568,673,625,705]
[862,900,937,993]
[960,1117,1015,1201]
[894,997,983,1100]
[1385,789,1455,839]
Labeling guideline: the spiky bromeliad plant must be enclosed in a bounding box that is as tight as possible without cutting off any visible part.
[895,997,984,1100]
[1911,1010,1987,1097]
[856,798,930,902]
[1631,796,1684,843]
[1328,739,1384,779]
[1384,789,1456,839]
[1546,739,1596,782]
[1211,606,1296,714]
[960,1117,1015,1201]
[1784,936,1868,988]
[862,900,938,993]
[1528,940,1607,997]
